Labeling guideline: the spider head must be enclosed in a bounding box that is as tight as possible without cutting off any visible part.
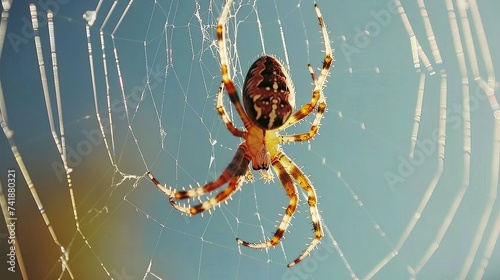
[242,55,295,130]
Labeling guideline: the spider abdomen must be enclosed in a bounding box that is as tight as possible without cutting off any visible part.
[242,55,295,130]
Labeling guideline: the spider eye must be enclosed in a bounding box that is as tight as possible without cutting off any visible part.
[242,55,295,130]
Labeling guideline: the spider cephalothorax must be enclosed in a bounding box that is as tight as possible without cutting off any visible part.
[148,0,333,267]
[242,55,295,130]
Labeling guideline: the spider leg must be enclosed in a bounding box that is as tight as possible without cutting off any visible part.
[278,3,333,132]
[279,65,327,143]
[170,174,245,215]
[217,0,253,129]
[236,157,298,250]
[278,63,321,132]
[148,143,251,215]
[313,3,334,88]
[277,151,324,267]
[279,86,321,132]
[216,81,247,137]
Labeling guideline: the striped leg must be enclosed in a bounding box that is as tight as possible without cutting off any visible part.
[148,143,251,215]
[216,81,246,137]
[278,3,333,132]
[279,86,321,132]
[277,151,324,267]
[279,65,327,143]
[170,175,245,215]
[236,157,298,250]
[217,0,253,129]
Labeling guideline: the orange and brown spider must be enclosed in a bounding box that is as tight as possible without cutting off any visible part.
[148,0,333,267]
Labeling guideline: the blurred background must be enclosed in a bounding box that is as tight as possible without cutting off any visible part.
[0,0,499,279]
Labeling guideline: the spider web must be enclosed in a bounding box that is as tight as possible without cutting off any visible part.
[0,0,499,279]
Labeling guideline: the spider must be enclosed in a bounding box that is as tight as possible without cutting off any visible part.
[148,0,333,267]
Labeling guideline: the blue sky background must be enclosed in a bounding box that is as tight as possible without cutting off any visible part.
[1,0,500,279]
